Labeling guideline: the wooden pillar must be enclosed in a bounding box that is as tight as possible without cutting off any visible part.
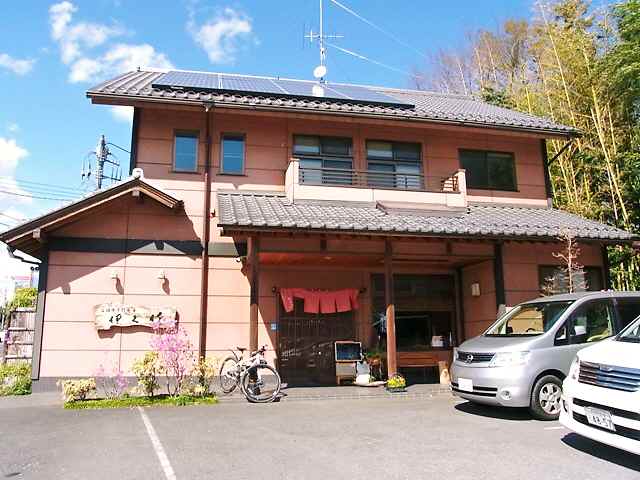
[493,242,505,309]
[384,239,397,377]
[601,245,611,290]
[453,267,465,345]
[31,247,49,380]
[540,139,553,204]
[248,236,260,352]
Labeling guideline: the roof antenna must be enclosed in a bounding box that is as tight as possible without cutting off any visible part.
[305,0,343,87]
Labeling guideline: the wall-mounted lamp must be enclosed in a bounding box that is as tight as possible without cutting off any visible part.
[157,270,166,281]
[110,270,119,281]
[471,282,481,297]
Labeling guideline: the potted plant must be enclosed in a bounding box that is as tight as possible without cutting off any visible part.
[364,347,385,381]
[386,374,407,393]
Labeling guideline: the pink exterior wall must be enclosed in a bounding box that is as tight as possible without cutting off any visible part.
[502,242,604,306]
[36,104,601,378]
[459,241,605,340]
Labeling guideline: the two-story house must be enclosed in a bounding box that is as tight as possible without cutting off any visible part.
[2,69,636,386]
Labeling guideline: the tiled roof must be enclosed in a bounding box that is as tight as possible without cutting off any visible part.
[216,191,635,242]
[88,70,578,137]
[0,174,183,257]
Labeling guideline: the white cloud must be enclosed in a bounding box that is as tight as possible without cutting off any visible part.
[7,123,20,134]
[188,8,253,63]
[68,43,173,83]
[0,137,28,175]
[0,137,32,209]
[49,1,172,83]
[0,53,35,75]
[110,105,133,123]
[49,1,123,64]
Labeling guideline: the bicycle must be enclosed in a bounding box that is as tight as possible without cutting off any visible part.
[218,345,282,403]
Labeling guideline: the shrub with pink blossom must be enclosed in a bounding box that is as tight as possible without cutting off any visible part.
[150,320,195,396]
[94,362,128,399]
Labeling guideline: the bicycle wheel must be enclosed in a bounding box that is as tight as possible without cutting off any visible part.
[240,364,281,403]
[218,356,239,394]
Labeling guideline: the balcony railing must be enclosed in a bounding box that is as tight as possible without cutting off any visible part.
[298,166,459,193]
[285,159,467,207]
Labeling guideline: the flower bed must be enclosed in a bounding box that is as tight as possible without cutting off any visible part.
[64,394,217,410]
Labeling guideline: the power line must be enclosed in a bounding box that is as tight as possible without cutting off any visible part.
[328,0,427,60]
[0,184,84,201]
[0,189,75,202]
[0,181,86,200]
[0,212,25,221]
[326,42,423,79]
[0,185,84,201]
[0,176,87,194]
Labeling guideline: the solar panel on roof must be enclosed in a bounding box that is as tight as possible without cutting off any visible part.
[152,70,414,108]
[155,71,221,89]
[327,84,409,105]
[220,75,285,95]
[273,79,349,100]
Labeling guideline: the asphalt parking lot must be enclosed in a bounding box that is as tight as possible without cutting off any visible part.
[1,392,638,480]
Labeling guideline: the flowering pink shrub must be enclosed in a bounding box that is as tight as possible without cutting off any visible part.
[94,362,127,399]
[150,320,195,396]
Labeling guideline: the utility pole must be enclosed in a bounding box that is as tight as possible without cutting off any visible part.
[81,134,124,191]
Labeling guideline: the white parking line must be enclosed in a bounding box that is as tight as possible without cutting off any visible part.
[138,406,177,480]
[544,426,565,430]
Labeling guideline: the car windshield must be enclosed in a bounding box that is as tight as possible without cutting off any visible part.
[484,301,574,337]
[616,315,640,343]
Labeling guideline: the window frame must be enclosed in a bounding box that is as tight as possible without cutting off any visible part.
[293,135,354,185]
[293,135,353,161]
[220,133,246,176]
[365,140,423,190]
[458,149,518,191]
[538,265,604,294]
[566,299,616,345]
[172,130,200,173]
[613,297,640,332]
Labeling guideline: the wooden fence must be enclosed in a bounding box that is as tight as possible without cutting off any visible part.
[1,308,35,365]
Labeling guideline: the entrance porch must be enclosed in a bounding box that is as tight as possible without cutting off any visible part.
[244,234,500,386]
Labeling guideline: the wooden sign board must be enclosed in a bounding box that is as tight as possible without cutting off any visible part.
[94,303,177,331]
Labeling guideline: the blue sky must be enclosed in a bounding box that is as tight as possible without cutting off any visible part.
[0,0,536,231]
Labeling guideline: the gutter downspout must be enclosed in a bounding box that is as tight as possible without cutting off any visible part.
[128,107,140,175]
[199,103,213,359]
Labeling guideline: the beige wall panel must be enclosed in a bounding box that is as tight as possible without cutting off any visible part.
[45,293,123,322]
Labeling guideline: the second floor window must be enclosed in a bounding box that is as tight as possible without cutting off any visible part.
[459,149,517,191]
[293,135,352,185]
[221,134,245,174]
[174,132,198,172]
[366,141,422,190]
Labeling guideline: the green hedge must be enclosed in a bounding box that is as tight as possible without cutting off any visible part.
[0,362,32,396]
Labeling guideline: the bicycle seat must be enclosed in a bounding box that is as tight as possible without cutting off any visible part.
[237,346,247,353]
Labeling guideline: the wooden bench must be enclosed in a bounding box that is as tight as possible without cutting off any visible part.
[397,351,452,384]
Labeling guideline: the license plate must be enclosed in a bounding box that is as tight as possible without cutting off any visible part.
[458,378,473,392]
[585,407,616,432]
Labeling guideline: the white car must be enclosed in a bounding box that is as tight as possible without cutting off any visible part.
[560,315,640,455]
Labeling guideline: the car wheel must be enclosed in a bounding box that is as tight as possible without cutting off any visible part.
[530,375,563,420]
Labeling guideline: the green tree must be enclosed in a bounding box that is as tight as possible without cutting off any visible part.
[6,287,37,312]
[413,0,640,289]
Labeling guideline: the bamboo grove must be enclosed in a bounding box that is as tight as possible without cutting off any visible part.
[414,0,640,289]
